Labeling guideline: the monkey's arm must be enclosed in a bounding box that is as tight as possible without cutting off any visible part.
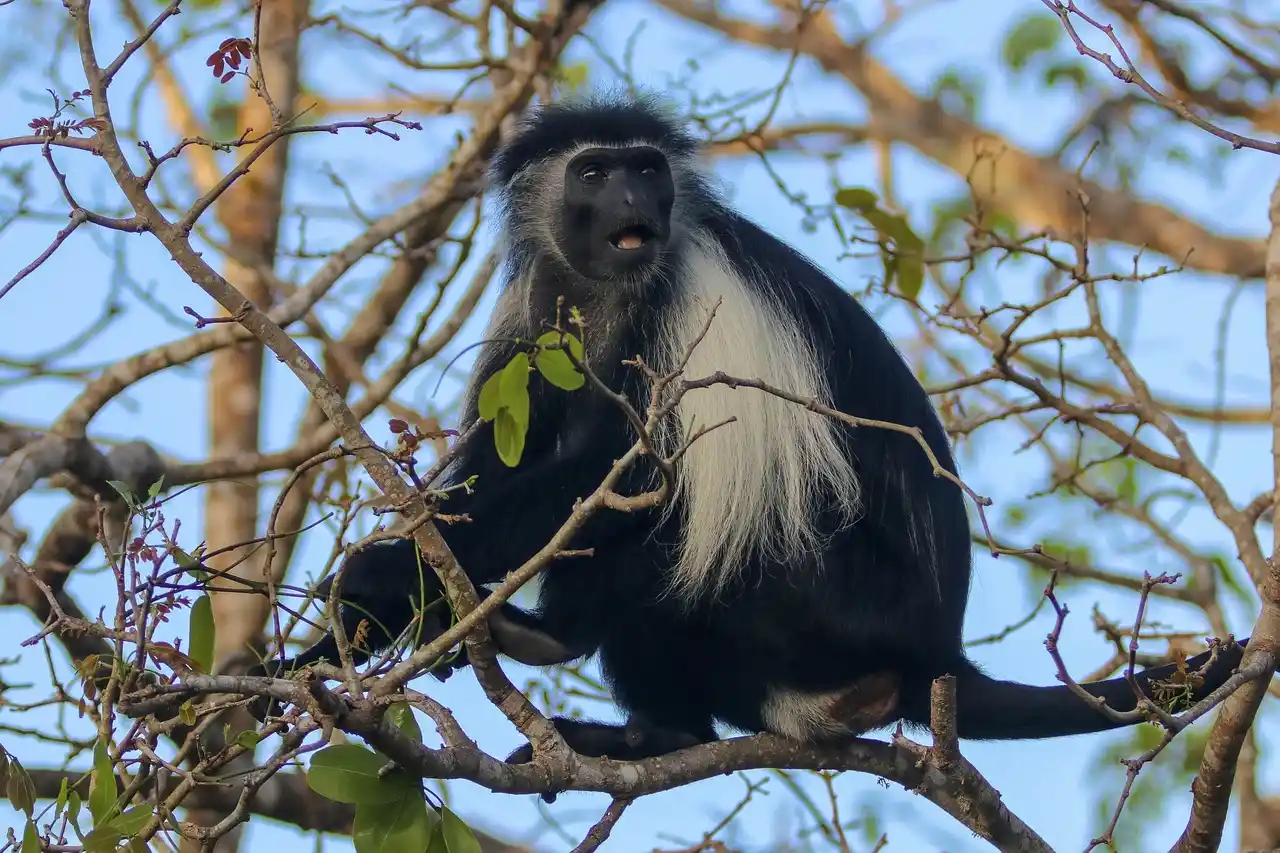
[437,410,652,585]
[247,398,644,719]
[487,600,597,666]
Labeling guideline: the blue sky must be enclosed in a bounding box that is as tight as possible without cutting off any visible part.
[1,0,1278,850]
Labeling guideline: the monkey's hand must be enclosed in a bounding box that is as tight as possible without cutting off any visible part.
[426,643,471,682]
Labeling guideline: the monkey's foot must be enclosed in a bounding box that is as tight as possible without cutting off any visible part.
[505,715,710,802]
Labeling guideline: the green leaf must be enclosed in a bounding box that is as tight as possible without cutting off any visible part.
[6,756,35,816]
[171,546,208,582]
[56,776,69,816]
[233,729,263,750]
[353,790,434,853]
[85,805,152,853]
[207,90,240,139]
[68,791,83,826]
[931,67,982,120]
[881,254,898,292]
[498,352,532,430]
[493,408,527,468]
[387,703,423,744]
[849,203,925,299]
[147,477,165,499]
[533,331,586,391]
[554,61,590,94]
[833,187,878,212]
[1001,13,1061,71]
[477,372,502,422]
[985,211,1019,239]
[106,480,136,506]
[84,827,126,853]
[883,215,924,253]
[89,738,118,826]
[306,745,417,805]
[22,819,38,852]
[897,254,924,300]
[1044,60,1090,92]
[440,806,482,853]
[105,805,152,836]
[426,821,450,853]
[188,594,215,673]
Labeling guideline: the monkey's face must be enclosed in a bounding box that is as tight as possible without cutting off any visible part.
[559,146,675,282]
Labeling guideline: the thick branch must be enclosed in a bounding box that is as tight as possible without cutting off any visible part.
[23,768,529,853]
[1168,169,1280,853]
[657,0,1265,279]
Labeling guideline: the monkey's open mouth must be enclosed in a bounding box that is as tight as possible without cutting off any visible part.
[609,224,657,251]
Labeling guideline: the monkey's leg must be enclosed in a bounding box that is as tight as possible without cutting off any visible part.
[506,714,713,764]
[505,714,716,802]
[622,711,716,754]
[760,672,902,743]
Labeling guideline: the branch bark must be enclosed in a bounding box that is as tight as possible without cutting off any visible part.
[205,0,309,674]
[656,0,1265,280]
[1167,172,1280,853]
[23,768,530,853]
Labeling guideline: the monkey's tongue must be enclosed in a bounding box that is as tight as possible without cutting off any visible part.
[616,233,645,250]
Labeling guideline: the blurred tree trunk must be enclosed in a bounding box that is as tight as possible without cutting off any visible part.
[194,1,309,850]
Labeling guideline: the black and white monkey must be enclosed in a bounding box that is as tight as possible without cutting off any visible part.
[251,93,1266,762]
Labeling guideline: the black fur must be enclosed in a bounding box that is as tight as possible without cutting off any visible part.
[250,94,1269,768]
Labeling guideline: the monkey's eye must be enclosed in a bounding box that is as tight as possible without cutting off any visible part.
[578,165,607,183]
[639,166,657,177]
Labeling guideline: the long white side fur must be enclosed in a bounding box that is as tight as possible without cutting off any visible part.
[484,136,861,599]
[655,235,860,599]
[760,687,854,741]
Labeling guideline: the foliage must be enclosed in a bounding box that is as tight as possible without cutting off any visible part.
[477,330,588,467]
[305,705,484,853]
[1,0,1278,849]
[834,187,926,300]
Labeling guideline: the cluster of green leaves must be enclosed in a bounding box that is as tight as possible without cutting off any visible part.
[476,330,586,467]
[10,735,159,852]
[305,704,482,853]
[1,743,40,851]
[81,738,158,852]
[834,187,926,300]
[1000,12,1091,93]
[925,194,1020,256]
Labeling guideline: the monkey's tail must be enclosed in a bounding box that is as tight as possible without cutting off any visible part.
[920,637,1259,741]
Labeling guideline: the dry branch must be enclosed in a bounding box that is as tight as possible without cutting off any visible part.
[656,0,1266,279]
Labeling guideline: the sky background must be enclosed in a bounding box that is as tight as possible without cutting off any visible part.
[2,0,1279,850]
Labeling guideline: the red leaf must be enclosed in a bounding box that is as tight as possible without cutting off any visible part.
[220,71,236,84]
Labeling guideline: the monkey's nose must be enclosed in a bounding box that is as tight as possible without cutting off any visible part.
[622,191,634,206]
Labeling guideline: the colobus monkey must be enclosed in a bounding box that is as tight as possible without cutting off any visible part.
[251,94,1265,763]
